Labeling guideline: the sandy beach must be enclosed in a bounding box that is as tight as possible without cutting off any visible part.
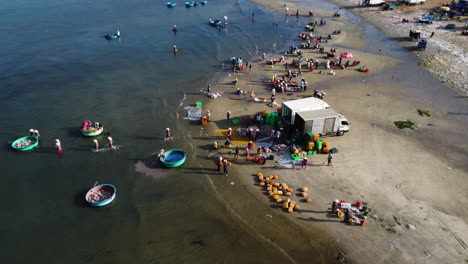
[192,1,468,263]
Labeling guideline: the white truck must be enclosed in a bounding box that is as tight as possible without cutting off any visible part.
[400,0,425,4]
[281,97,330,125]
[295,108,350,136]
[364,0,386,6]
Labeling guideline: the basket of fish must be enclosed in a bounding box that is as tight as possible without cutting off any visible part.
[11,136,39,151]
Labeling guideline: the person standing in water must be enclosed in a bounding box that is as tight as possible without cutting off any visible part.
[116,30,120,37]
[93,139,99,151]
[223,159,229,176]
[207,83,212,94]
[55,139,63,156]
[158,149,166,159]
[29,129,35,136]
[165,128,171,140]
[108,137,115,149]
[34,129,40,140]
[173,45,178,56]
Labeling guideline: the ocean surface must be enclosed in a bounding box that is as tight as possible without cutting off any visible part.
[1,0,467,263]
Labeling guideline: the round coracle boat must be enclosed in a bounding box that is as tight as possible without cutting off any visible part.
[85,184,116,207]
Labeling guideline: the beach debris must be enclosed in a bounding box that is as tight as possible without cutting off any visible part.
[423,251,431,257]
[417,109,431,117]
[394,120,417,130]
[393,215,402,225]
[266,214,272,218]
[396,184,401,188]
[382,224,397,233]
[230,181,235,185]
[406,224,416,230]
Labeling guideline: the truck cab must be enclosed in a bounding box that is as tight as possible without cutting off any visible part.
[337,115,350,136]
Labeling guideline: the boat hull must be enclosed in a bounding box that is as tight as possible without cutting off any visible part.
[160,149,186,167]
[104,34,119,40]
[11,136,39,151]
[80,125,104,136]
[167,2,176,7]
[85,184,116,207]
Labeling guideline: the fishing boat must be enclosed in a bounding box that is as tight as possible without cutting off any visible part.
[201,1,207,4]
[185,1,194,7]
[104,33,120,40]
[167,2,176,7]
[11,136,39,151]
[80,122,104,136]
[209,18,222,27]
[85,184,116,207]
[160,149,186,167]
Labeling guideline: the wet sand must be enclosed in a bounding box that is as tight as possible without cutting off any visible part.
[190,1,468,263]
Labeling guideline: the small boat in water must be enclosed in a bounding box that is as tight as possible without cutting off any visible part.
[167,2,176,7]
[85,184,116,207]
[209,18,222,27]
[201,1,207,4]
[160,149,186,167]
[11,136,39,151]
[104,30,120,40]
[80,121,104,136]
[185,1,194,7]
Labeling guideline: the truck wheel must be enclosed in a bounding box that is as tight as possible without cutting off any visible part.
[337,131,344,136]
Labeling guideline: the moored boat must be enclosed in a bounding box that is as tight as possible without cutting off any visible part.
[11,136,39,151]
[201,1,207,4]
[160,149,186,167]
[85,184,116,207]
[185,1,194,7]
[167,2,176,7]
[80,121,104,136]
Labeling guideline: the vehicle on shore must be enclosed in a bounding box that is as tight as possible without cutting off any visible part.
[295,109,350,136]
[364,0,386,6]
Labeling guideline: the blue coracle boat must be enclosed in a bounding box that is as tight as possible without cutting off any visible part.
[185,1,194,7]
[201,1,207,4]
[85,184,116,207]
[160,149,186,167]
[209,19,222,27]
[167,2,176,7]
[104,34,119,40]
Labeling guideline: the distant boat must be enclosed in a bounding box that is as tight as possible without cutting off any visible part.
[104,33,119,40]
[167,2,176,7]
[160,149,186,167]
[209,18,222,27]
[80,123,104,136]
[11,136,39,151]
[201,1,207,4]
[185,1,194,7]
[85,184,116,207]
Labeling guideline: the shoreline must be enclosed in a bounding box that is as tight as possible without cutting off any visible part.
[191,0,468,263]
